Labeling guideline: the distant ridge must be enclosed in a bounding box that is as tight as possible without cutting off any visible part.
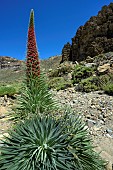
[0,55,62,71]
[0,56,23,70]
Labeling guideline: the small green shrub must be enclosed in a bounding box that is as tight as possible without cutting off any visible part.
[102,83,113,95]
[49,63,73,77]
[74,73,113,93]
[98,74,111,85]
[95,73,113,94]
[75,76,100,92]
[72,65,95,84]
[0,114,106,170]
[98,73,113,89]
[49,69,59,77]
[0,85,17,97]
[48,77,72,90]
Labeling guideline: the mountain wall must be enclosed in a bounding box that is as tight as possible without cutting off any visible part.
[62,3,113,62]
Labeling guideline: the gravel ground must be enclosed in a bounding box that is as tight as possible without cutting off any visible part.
[53,87,113,169]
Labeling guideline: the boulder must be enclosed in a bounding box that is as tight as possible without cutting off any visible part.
[97,63,110,74]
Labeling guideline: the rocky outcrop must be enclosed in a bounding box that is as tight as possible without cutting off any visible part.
[61,42,71,62]
[62,3,113,62]
[0,56,22,70]
[97,63,110,75]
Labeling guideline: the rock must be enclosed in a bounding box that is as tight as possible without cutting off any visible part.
[84,63,96,68]
[61,3,113,62]
[99,119,105,125]
[0,106,8,114]
[67,72,72,80]
[61,42,71,62]
[93,126,101,132]
[0,115,5,119]
[97,63,110,74]
[48,68,52,72]
[85,56,94,63]
[4,95,8,102]
[75,84,84,92]
[87,119,96,128]
[85,114,91,119]
[106,133,113,138]
[106,129,113,138]
[106,129,113,134]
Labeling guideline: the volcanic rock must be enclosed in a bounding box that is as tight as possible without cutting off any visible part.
[0,56,22,70]
[62,3,113,62]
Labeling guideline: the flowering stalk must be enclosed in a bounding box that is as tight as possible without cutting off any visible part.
[26,9,40,79]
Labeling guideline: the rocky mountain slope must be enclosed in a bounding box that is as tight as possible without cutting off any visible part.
[0,55,62,84]
[0,55,61,71]
[0,54,113,169]
[62,2,113,62]
[40,55,62,71]
[0,56,23,70]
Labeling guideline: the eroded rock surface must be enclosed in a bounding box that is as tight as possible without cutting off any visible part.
[62,3,113,62]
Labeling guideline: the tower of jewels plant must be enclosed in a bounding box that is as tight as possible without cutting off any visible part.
[0,9,106,170]
[26,9,40,78]
[14,9,58,120]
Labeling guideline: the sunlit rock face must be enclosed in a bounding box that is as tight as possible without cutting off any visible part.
[62,3,113,62]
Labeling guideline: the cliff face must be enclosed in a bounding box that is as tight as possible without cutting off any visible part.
[0,56,22,70]
[62,3,113,62]
[61,42,71,62]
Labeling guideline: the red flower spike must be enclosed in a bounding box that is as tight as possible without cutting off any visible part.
[26,9,40,79]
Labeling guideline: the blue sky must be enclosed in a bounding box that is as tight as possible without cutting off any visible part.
[0,0,112,60]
